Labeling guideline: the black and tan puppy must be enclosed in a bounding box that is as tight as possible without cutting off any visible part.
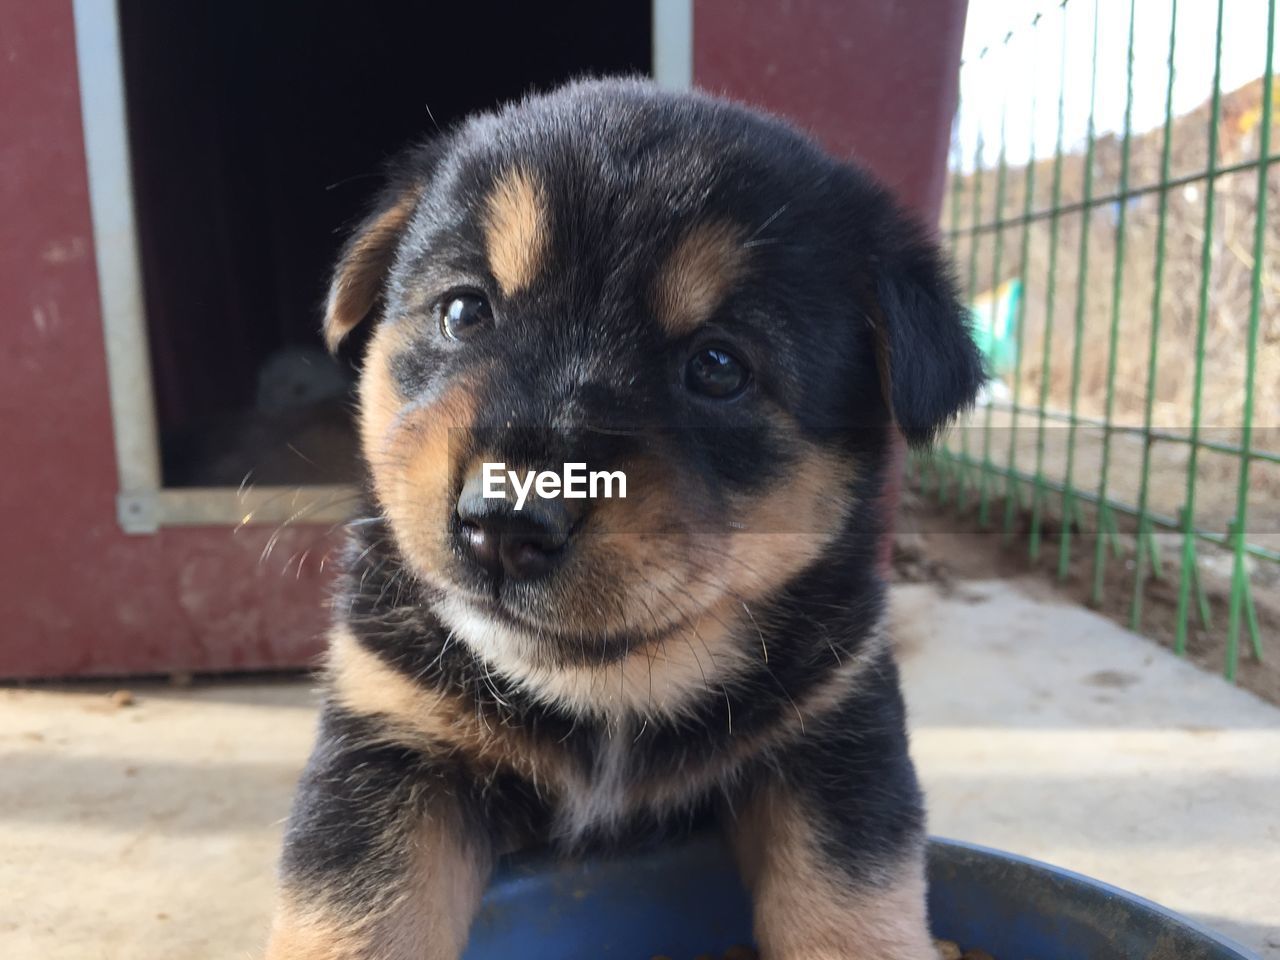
[267,78,982,960]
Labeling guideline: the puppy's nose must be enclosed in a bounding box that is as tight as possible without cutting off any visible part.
[455,475,575,581]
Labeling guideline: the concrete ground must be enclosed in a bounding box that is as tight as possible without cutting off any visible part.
[2,578,1277,959]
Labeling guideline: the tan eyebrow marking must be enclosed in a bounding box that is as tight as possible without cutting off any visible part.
[653,220,748,336]
[482,167,549,297]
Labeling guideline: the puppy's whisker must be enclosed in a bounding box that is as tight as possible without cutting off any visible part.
[247,488,364,562]
[741,601,767,664]
[577,422,647,437]
[645,582,714,695]
[749,201,790,239]
[285,442,319,468]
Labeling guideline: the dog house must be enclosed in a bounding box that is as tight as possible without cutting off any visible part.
[1,0,964,678]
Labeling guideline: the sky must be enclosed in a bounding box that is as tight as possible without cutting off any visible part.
[956,0,1276,168]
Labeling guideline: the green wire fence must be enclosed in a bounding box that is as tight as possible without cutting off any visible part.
[915,0,1278,681]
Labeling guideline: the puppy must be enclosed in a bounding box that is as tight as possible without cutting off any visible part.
[267,78,982,960]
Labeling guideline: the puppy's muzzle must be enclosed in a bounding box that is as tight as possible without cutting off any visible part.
[455,469,582,582]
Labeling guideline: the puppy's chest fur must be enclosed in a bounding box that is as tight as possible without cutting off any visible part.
[330,519,888,851]
[551,718,717,845]
[334,612,752,843]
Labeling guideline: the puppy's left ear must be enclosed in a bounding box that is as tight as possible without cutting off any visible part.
[862,188,986,446]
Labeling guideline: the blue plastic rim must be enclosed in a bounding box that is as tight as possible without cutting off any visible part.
[464,833,1259,960]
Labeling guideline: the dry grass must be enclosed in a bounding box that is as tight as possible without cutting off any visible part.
[944,77,1280,534]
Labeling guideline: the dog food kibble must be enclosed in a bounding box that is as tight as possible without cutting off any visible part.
[935,941,1011,960]
[649,953,756,960]
[657,947,997,960]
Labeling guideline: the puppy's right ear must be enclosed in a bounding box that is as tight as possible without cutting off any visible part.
[322,186,420,353]
[323,142,444,353]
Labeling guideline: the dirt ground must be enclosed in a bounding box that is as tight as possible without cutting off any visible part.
[938,409,1280,547]
[949,77,1280,439]
[6,579,1279,959]
[939,73,1280,675]
[894,488,1280,706]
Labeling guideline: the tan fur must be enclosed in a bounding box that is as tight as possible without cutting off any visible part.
[720,439,857,602]
[432,592,751,722]
[358,306,851,729]
[327,626,443,738]
[330,617,886,838]
[355,274,855,735]
[733,785,932,960]
[483,168,549,296]
[264,903,372,960]
[334,617,739,837]
[357,330,741,697]
[361,341,478,583]
[324,191,420,352]
[357,319,413,461]
[419,435,856,724]
[567,454,726,636]
[627,629,891,817]
[266,799,487,960]
[328,626,570,788]
[653,221,748,336]
[440,587,883,729]
[333,610,748,817]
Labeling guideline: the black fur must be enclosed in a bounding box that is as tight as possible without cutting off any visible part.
[277,77,979,948]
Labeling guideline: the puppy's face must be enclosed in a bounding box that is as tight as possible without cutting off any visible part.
[327,81,981,672]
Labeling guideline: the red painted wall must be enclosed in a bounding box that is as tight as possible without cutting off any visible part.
[0,0,964,678]
[0,2,332,679]
[694,0,967,221]
[695,0,968,571]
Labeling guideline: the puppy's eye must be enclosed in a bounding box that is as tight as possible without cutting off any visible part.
[684,346,750,399]
[440,293,492,340]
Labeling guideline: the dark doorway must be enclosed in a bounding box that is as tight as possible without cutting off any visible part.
[118,1,651,487]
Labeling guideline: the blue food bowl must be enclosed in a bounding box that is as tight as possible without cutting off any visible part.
[464,833,1257,959]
